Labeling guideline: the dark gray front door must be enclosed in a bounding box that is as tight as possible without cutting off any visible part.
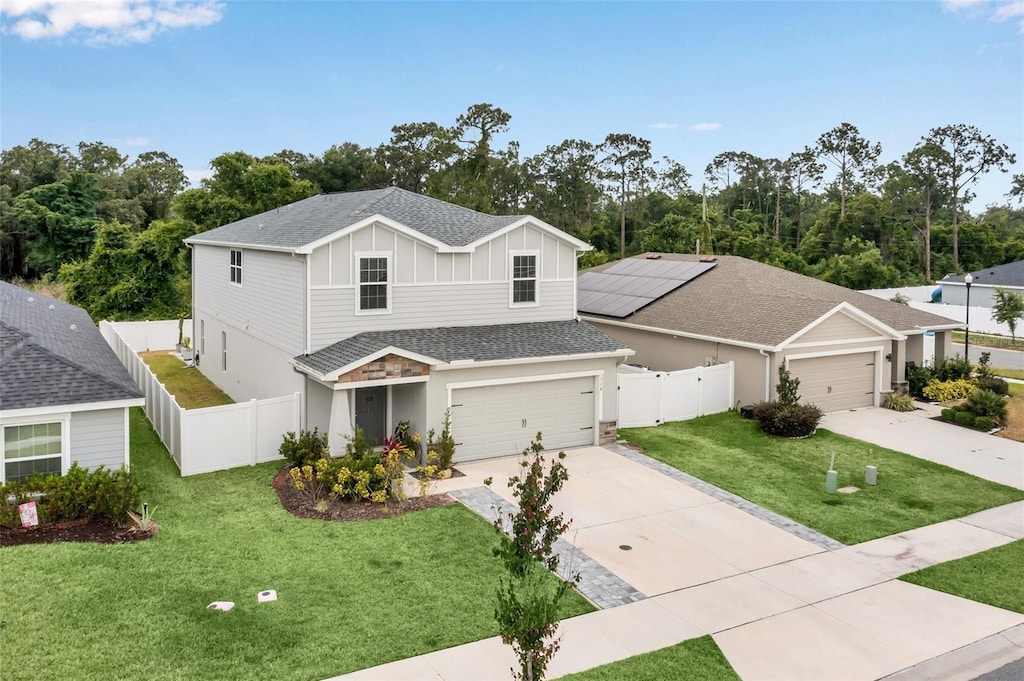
[354,387,387,445]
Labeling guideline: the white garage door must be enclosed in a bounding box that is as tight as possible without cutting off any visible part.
[788,352,876,413]
[451,376,597,461]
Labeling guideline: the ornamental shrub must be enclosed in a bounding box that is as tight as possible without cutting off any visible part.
[964,389,1008,425]
[279,428,330,468]
[955,411,976,428]
[907,364,935,398]
[0,464,139,528]
[974,416,996,431]
[883,392,915,412]
[752,402,823,438]
[922,378,975,402]
[940,408,957,422]
[974,375,1009,396]
[935,356,973,382]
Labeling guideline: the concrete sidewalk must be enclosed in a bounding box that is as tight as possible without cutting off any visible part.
[328,499,1024,681]
[821,406,1024,490]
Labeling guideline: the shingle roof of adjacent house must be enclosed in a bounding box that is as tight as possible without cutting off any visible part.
[186,187,526,250]
[293,320,628,376]
[941,259,1024,287]
[0,282,143,411]
[582,254,960,348]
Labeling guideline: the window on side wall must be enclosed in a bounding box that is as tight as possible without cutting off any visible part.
[357,255,390,313]
[3,421,65,484]
[510,252,538,305]
[230,249,243,285]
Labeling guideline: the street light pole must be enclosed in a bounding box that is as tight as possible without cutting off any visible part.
[964,273,973,361]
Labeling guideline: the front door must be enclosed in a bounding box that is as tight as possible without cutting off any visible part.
[354,386,387,445]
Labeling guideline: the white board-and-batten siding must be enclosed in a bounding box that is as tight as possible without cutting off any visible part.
[70,408,127,471]
[192,245,306,355]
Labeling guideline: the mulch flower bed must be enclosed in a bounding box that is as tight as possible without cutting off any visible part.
[1,517,155,548]
[272,466,456,522]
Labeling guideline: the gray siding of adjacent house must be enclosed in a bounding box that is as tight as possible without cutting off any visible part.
[941,284,1006,309]
[70,408,127,471]
[308,222,578,351]
[193,244,308,403]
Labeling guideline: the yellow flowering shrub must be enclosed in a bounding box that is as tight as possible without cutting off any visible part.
[922,378,975,402]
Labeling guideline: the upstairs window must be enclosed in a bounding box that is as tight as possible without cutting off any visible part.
[511,253,538,305]
[358,255,390,313]
[230,249,243,285]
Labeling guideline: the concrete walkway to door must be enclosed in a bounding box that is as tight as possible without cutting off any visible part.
[821,405,1024,490]
[333,446,1024,681]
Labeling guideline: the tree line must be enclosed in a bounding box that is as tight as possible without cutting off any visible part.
[1,103,1021,320]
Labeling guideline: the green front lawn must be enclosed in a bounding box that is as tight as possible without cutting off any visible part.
[557,635,740,681]
[141,351,234,409]
[0,410,593,681]
[900,539,1024,614]
[621,413,1024,545]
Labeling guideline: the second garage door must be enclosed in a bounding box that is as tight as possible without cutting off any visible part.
[451,376,597,461]
[787,352,876,413]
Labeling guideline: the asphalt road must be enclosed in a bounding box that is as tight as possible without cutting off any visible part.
[963,344,1024,371]
[971,656,1024,681]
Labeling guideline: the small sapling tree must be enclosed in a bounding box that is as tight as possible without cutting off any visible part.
[486,433,577,681]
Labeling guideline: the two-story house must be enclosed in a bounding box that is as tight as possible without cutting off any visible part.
[185,188,632,461]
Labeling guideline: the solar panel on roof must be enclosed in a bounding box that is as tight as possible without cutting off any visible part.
[578,259,717,318]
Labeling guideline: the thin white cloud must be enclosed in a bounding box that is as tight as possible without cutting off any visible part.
[944,0,1024,33]
[688,122,723,132]
[122,136,150,146]
[1,0,225,44]
[648,122,678,130]
[185,168,213,186]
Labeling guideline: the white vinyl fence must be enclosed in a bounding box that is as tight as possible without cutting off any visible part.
[101,321,301,476]
[617,362,735,428]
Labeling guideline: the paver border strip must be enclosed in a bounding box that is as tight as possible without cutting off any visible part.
[450,486,647,609]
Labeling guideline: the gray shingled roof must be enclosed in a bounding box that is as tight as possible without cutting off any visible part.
[941,259,1024,288]
[293,320,628,376]
[582,254,960,348]
[186,187,525,250]
[0,282,143,411]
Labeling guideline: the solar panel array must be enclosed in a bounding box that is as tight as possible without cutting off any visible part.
[577,258,717,318]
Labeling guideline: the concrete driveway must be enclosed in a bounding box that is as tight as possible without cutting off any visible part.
[446,446,824,596]
[821,406,1024,490]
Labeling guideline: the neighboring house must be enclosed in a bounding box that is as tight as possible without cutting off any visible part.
[940,259,1024,307]
[184,188,631,461]
[579,254,961,412]
[0,281,145,484]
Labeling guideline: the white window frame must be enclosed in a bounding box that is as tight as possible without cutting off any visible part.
[355,252,392,315]
[509,250,540,307]
[230,249,243,286]
[1,414,71,484]
[221,331,227,372]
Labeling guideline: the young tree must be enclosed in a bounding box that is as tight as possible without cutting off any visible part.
[902,141,952,281]
[923,124,1017,266]
[815,122,882,219]
[487,434,576,681]
[992,287,1024,341]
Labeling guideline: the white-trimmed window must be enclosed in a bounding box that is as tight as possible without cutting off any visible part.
[357,254,391,314]
[510,252,538,306]
[230,249,243,285]
[3,419,68,484]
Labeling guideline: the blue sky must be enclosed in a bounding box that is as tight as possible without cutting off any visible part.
[2,1,1022,208]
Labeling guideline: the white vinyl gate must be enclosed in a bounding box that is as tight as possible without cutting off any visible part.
[617,362,735,428]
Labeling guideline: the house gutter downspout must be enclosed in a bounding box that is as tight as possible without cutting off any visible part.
[760,349,771,401]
